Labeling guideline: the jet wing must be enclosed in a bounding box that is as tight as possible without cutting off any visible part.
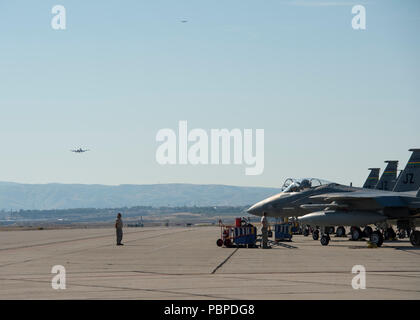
[310,191,409,208]
[311,190,389,200]
[300,203,349,210]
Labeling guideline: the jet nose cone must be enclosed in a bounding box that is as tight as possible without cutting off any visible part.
[247,203,263,216]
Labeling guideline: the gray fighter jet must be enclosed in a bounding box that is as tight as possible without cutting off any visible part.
[245,169,384,219]
[247,179,357,218]
[247,149,420,247]
[375,160,398,191]
[363,168,380,189]
[300,149,420,247]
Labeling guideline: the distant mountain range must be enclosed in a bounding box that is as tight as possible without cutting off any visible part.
[0,182,281,210]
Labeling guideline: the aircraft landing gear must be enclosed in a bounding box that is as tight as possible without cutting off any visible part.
[336,226,346,237]
[320,234,330,246]
[363,226,373,238]
[369,231,384,247]
[326,226,335,235]
[351,227,363,241]
[397,229,407,239]
[370,230,384,247]
[313,229,319,241]
[384,227,396,241]
[303,228,309,237]
[397,220,413,239]
[409,231,420,247]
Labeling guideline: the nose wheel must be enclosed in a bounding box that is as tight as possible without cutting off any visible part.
[320,234,330,246]
[369,231,384,247]
[312,229,320,241]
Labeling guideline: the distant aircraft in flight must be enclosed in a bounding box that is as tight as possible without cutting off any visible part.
[71,148,89,153]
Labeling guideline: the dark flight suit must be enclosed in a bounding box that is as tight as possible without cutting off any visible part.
[116,218,123,245]
[261,215,269,248]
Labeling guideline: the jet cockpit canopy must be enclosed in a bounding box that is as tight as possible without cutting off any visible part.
[281,178,331,193]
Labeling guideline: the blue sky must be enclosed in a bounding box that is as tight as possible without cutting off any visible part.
[0,0,419,187]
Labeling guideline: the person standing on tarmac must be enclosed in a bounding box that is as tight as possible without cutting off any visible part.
[261,212,271,249]
[115,213,124,246]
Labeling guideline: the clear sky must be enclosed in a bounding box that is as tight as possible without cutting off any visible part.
[0,0,419,188]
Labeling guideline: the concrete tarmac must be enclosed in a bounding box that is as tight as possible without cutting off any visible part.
[0,226,419,299]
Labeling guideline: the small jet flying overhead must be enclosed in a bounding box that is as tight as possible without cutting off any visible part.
[71,148,90,153]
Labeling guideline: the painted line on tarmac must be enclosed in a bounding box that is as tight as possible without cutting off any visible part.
[0,276,233,300]
[0,228,195,269]
[211,248,239,274]
[0,228,167,252]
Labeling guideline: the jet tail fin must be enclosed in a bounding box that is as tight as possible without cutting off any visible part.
[375,160,398,190]
[363,168,380,189]
[393,149,420,192]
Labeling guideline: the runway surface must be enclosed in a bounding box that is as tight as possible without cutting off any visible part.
[0,226,419,299]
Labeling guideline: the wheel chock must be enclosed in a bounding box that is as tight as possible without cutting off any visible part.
[367,241,378,248]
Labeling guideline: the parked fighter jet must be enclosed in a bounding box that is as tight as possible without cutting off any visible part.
[300,188,420,245]
[247,149,420,247]
[247,179,356,218]
[375,160,398,191]
[71,148,90,153]
[297,161,398,239]
[363,168,380,189]
[296,149,420,247]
